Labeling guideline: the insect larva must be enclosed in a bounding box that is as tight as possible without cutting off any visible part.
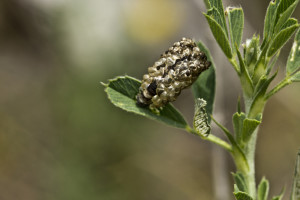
[136,37,211,110]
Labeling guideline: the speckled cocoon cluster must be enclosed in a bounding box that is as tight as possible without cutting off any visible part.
[136,38,211,110]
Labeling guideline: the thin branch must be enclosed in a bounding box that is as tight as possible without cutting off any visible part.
[265,77,292,100]
[186,126,232,152]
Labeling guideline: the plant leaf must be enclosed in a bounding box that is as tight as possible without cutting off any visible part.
[204,0,211,9]
[237,47,254,98]
[262,0,280,48]
[242,115,262,143]
[291,149,300,200]
[234,191,254,200]
[252,44,269,85]
[193,98,210,137]
[207,7,227,35]
[211,116,235,146]
[275,0,297,24]
[204,13,233,58]
[232,112,246,144]
[273,0,299,34]
[234,184,240,193]
[211,116,249,170]
[103,76,188,129]
[267,51,281,75]
[208,0,227,34]
[287,28,300,76]
[281,18,298,30]
[258,177,269,200]
[232,112,261,145]
[232,172,248,192]
[244,35,260,76]
[228,7,244,56]
[254,75,269,95]
[249,72,277,119]
[193,42,216,123]
[290,71,300,82]
[267,24,299,58]
[272,187,285,200]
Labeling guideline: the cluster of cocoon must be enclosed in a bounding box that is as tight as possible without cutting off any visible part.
[136,37,211,110]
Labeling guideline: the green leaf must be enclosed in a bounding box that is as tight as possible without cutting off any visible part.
[204,0,211,9]
[193,42,216,123]
[249,72,277,118]
[242,115,262,143]
[273,0,299,34]
[263,0,280,47]
[204,13,233,58]
[252,44,269,86]
[208,0,227,34]
[281,18,298,30]
[291,149,300,200]
[275,0,297,24]
[258,177,269,200]
[267,24,299,58]
[272,196,283,200]
[232,112,261,145]
[228,7,244,55]
[244,35,260,76]
[234,184,240,193]
[237,47,254,98]
[211,116,249,170]
[233,112,246,144]
[272,188,285,200]
[211,116,236,146]
[272,195,284,200]
[232,172,248,192]
[254,75,268,95]
[234,191,254,200]
[267,51,281,75]
[290,71,300,82]
[103,76,188,129]
[287,28,300,76]
[193,98,210,137]
[207,7,227,36]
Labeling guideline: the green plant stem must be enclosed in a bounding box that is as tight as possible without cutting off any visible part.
[265,77,292,100]
[232,95,259,199]
[231,130,258,199]
[186,126,232,152]
[241,129,258,198]
[245,95,259,198]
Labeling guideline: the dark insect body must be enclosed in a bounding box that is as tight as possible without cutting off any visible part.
[136,38,211,110]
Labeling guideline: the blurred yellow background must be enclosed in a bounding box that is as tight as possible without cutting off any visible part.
[0,0,299,199]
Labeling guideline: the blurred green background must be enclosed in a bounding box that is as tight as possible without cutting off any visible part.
[0,0,299,199]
